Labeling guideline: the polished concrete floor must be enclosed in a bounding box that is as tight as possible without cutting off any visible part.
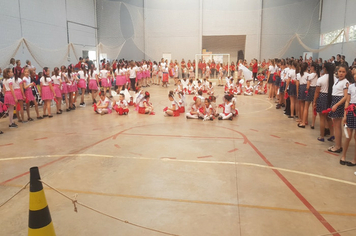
[0,81,356,236]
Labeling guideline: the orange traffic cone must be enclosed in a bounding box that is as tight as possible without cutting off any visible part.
[28,167,56,236]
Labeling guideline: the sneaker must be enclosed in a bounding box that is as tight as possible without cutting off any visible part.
[9,123,18,128]
[218,117,222,120]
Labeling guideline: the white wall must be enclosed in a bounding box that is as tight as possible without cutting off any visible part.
[0,0,96,70]
[319,0,356,64]
[261,0,321,60]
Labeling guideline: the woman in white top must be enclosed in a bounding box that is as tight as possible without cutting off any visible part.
[88,64,99,104]
[40,67,55,118]
[342,66,356,166]
[128,61,137,92]
[327,64,350,153]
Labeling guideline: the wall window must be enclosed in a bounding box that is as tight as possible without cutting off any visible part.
[320,25,356,46]
[349,25,356,42]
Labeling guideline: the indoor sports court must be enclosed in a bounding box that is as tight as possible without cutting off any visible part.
[1,1,356,236]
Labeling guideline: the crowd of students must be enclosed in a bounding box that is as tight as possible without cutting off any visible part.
[1,55,356,167]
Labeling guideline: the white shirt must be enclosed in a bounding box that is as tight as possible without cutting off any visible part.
[100,69,109,78]
[225,102,233,113]
[281,68,289,82]
[51,75,61,85]
[288,69,296,81]
[117,99,128,108]
[308,72,318,87]
[332,78,348,96]
[78,71,87,80]
[152,65,158,71]
[40,76,52,86]
[269,65,276,74]
[299,72,308,85]
[13,78,22,89]
[129,67,137,78]
[3,78,14,91]
[23,76,32,88]
[316,74,329,93]
[160,63,166,71]
[89,71,98,80]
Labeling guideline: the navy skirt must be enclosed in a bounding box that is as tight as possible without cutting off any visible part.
[306,86,316,102]
[316,92,328,113]
[279,81,286,93]
[298,84,307,100]
[288,83,297,96]
[328,96,345,119]
[268,74,274,84]
[274,76,281,86]
[346,104,356,129]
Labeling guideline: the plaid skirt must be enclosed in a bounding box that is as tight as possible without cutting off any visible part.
[346,104,356,129]
[328,96,345,119]
[305,86,316,102]
[316,92,328,113]
[279,81,286,93]
[274,76,281,86]
[298,84,307,100]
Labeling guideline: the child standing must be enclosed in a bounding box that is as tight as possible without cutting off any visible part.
[3,68,18,128]
[88,64,99,104]
[328,64,350,153]
[51,67,63,114]
[23,68,42,120]
[40,67,55,118]
[12,68,26,123]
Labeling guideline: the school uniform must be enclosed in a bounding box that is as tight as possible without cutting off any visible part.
[316,74,330,113]
[346,83,356,129]
[329,78,348,119]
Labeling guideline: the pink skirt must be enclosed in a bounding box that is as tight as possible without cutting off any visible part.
[137,72,142,80]
[4,91,16,106]
[89,80,98,90]
[152,71,158,76]
[116,75,126,86]
[101,78,109,87]
[145,71,150,78]
[42,86,54,100]
[61,82,68,94]
[78,79,86,89]
[25,88,35,101]
[14,89,23,100]
[72,82,78,92]
[53,84,62,98]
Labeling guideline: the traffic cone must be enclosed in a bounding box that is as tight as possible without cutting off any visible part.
[28,167,56,236]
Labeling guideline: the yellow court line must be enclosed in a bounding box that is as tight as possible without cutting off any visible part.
[2,183,356,217]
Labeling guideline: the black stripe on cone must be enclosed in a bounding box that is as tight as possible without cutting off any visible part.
[28,167,55,235]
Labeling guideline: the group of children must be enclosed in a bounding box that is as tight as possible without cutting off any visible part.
[266,58,356,167]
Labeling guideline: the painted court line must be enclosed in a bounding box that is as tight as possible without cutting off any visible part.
[197,155,212,159]
[122,133,243,140]
[114,144,120,149]
[270,135,280,139]
[0,143,13,147]
[228,148,239,153]
[34,137,48,141]
[250,129,258,132]
[295,142,307,146]
[324,151,339,157]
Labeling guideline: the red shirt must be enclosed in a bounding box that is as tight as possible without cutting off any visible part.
[211,62,216,69]
[252,63,258,73]
[230,65,236,71]
[216,64,220,71]
[75,61,82,69]
[181,62,186,68]
[187,62,191,68]
[198,63,203,69]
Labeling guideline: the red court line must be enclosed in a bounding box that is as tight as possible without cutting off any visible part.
[250,129,258,132]
[34,137,48,141]
[65,133,76,135]
[0,143,13,147]
[0,126,139,186]
[228,148,239,153]
[295,142,307,146]
[270,135,280,139]
[197,155,212,159]
[324,151,339,157]
[219,126,340,236]
[122,133,243,140]
[114,144,120,149]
